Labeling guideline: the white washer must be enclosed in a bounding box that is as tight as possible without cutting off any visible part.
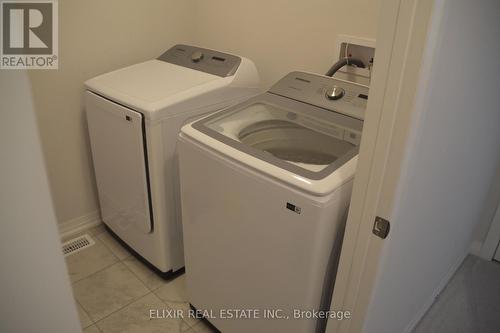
[85,44,260,276]
[179,71,368,332]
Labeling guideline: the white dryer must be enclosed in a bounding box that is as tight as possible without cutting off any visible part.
[85,44,260,276]
[179,71,368,332]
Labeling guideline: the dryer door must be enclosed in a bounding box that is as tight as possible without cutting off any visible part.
[85,91,153,234]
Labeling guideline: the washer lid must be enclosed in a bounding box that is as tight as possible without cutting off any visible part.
[85,59,220,112]
[185,92,362,194]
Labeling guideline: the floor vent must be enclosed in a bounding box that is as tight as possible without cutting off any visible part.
[62,234,95,257]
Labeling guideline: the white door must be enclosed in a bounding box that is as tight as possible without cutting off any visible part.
[86,91,153,234]
[328,0,500,332]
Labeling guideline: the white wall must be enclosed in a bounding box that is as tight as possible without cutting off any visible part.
[28,0,193,225]
[189,0,380,88]
[28,0,381,231]
[0,71,81,333]
[363,1,500,332]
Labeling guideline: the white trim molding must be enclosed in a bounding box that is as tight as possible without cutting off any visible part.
[480,204,500,260]
[58,211,102,239]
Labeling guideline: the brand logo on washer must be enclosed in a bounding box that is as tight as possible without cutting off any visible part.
[286,202,301,214]
[1,0,58,69]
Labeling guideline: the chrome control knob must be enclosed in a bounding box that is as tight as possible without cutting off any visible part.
[325,86,345,100]
[191,51,204,62]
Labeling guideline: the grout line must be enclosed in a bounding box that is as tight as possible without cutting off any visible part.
[86,228,173,292]
[93,291,154,327]
[70,255,120,286]
[90,290,152,325]
[68,234,121,285]
[151,274,173,291]
[93,230,182,293]
[93,233,121,261]
[155,292,196,332]
[123,261,155,292]
[75,298,94,329]
[95,230,132,261]
[69,228,194,331]
[72,260,122,289]
[152,284,163,291]
[93,323,103,333]
[76,263,151,323]
[118,251,175,293]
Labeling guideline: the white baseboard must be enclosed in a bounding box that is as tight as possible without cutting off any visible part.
[58,210,102,239]
[402,251,468,333]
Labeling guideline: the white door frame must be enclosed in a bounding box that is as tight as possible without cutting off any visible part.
[326,0,439,332]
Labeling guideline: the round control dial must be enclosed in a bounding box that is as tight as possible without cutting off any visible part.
[191,51,204,63]
[325,86,345,100]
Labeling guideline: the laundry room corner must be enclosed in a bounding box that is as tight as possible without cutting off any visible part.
[27,0,195,232]
[25,0,383,237]
[4,0,500,332]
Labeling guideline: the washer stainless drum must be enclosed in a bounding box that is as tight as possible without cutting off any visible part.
[85,44,260,276]
[179,71,368,332]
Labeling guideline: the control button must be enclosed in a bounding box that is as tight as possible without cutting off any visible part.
[191,51,204,63]
[325,86,345,100]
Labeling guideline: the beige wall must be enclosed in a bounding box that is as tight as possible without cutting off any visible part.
[30,0,379,226]
[190,0,380,88]
[29,0,193,224]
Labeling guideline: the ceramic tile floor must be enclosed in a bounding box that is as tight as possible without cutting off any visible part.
[63,225,216,333]
[66,227,500,333]
[413,255,500,333]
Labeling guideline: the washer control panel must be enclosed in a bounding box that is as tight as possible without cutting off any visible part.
[158,44,241,77]
[190,51,204,63]
[269,71,369,120]
[325,86,345,100]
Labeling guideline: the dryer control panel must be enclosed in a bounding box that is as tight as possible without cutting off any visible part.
[158,44,242,77]
[269,71,369,120]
